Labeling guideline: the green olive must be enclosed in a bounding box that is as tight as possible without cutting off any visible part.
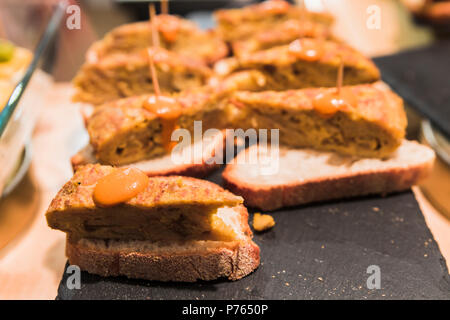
[0,39,15,63]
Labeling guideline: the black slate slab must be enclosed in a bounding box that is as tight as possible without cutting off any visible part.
[374,40,450,139]
[56,168,450,300]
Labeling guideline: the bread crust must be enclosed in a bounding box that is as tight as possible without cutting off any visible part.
[231,19,335,57]
[236,38,380,80]
[73,47,212,105]
[222,142,435,211]
[47,165,242,215]
[230,82,406,158]
[66,234,260,282]
[85,88,228,166]
[66,238,260,282]
[87,17,228,65]
[214,0,333,42]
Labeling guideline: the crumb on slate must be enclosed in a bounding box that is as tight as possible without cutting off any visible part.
[253,212,275,232]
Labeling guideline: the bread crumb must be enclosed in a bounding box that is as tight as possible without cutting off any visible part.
[253,212,275,232]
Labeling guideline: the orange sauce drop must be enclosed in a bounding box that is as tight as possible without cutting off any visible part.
[259,0,290,14]
[159,17,179,43]
[93,167,149,207]
[288,39,323,62]
[313,88,358,118]
[144,95,182,152]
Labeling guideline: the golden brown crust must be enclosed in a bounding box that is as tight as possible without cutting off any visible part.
[230,82,406,158]
[233,82,406,141]
[231,19,335,57]
[242,38,375,69]
[214,0,334,41]
[86,95,159,164]
[87,16,228,65]
[222,141,435,211]
[225,38,380,87]
[86,86,229,166]
[46,164,242,215]
[73,47,212,105]
[66,235,260,282]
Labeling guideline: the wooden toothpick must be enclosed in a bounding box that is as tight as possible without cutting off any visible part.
[147,49,161,97]
[148,3,161,96]
[298,0,306,22]
[161,0,169,15]
[149,3,160,47]
[337,55,343,95]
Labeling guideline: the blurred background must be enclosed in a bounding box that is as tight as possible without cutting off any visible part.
[1,0,448,81]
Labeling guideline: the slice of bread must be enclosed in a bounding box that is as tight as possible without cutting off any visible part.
[71,129,226,178]
[214,0,334,42]
[46,165,244,241]
[66,233,260,282]
[73,47,212,105]
[223,140,435,211]
[214,38,380,89]
[229,82,407,158]
[47,167,260,281]
[86,88,227,166]
[231,19,335,58]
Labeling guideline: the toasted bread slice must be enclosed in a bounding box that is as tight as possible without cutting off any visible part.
[214,0,334,42]
[223,140,435,211]
[71,129,225,178]
[47,166,260,281]
[231,19,335,58]
[66,233,260,282]
[73,47,212,105]
[214,38,380,89]
[46,165,247,242]
[87,16,228,65]
[86,88,227,166]
[230,82,407,158]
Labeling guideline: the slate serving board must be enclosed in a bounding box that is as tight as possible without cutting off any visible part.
[374,40,450,139]
[56,168,450,300]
